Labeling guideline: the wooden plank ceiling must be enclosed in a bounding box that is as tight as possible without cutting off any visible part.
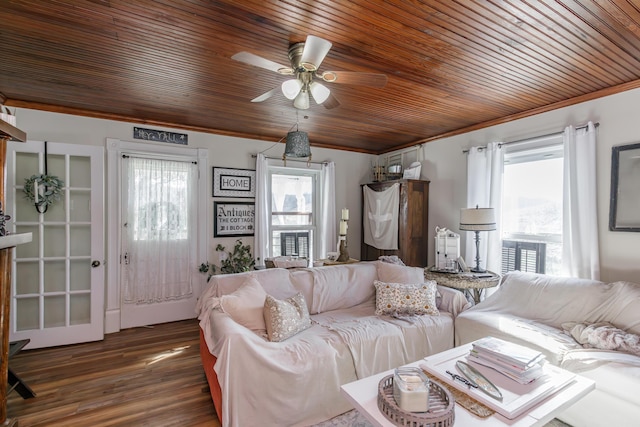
[2,0,640,154]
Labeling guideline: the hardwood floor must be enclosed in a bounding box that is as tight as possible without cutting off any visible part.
[6,319,221,427]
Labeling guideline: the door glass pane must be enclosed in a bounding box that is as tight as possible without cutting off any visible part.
[70,156,91,188]
[70,293,91,325]
[70,225,90,256]
[47,154,66,180]
[16,298,40,331]
[44,260,66,292]
[45,194,66,222]
[44,295,66,328]
[15,191,39,222]
[15,152,39,184]
[70,190,90,222]
[44,225,66,257]
[15,225,39,258]
[15,261,39,295]
[70,259,90,291]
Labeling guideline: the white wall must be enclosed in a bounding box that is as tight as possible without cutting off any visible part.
[414,86,640,283]
[12,108,375,330]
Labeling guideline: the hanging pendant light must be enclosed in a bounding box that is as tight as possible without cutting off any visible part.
[283,115,311,166]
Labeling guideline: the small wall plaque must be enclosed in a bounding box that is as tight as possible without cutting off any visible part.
[133,127,188,145]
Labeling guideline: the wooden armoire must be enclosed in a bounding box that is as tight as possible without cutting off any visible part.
[361,179,430,267]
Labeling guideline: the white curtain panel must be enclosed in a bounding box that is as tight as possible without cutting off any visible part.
[320,161,337,258]
[465,142,504,273]
[562,122,600,280]
[254,153,270,266]
[123,157,195,304]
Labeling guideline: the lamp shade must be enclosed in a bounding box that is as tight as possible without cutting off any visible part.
[293,90,310,109]
[460,207,496,231]
[284,131,311,158]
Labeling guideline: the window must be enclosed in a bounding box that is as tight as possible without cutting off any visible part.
[502,137,563,275]
[269,167,320,259]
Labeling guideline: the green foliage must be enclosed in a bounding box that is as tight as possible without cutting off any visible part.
[23,174,65,211]
[199,239,257,282]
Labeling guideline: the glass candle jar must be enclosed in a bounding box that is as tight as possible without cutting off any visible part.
[393,367,430,412]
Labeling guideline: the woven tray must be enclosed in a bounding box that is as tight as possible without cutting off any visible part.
[378,375,455,427]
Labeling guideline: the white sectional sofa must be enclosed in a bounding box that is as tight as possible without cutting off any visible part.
[455,271,640,427]
[197,261,470,427]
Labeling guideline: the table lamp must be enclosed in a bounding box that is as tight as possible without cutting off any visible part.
[459,206,496,273]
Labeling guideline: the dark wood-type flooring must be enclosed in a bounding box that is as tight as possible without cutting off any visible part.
[6,319,221,427]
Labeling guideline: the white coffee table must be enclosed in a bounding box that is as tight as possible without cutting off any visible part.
[341,343,595,427]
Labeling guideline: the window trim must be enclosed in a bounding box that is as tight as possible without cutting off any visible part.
[267,165,321,259]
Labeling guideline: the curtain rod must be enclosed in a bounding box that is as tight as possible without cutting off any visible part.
[462,122,599,154]
[250,154,329,165]
[122,154,197,164]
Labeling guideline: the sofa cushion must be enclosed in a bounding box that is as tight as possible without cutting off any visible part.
[562,321,640,357]
[455,311,581,364]
[374,280,439,317]
[310,262,377,314]
[474,271,606,328]
[264,292,312,342]
[218,275,267,333]
[376,261,424,284]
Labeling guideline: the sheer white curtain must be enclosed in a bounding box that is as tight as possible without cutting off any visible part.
[562,122,600,280]
[465,142,504,273]
[254,153,270,266]
[319,161,336,258]
[123,157,195,304]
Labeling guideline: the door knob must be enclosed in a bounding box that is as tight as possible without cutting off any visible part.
[91,260,101,268]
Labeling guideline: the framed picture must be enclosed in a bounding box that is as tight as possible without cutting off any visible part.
[214,202,255,237]
[213,167,255,198]
[609,142,640,231]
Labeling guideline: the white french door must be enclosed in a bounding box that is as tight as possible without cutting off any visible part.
[6,141,104,349]
[119,154,199,329]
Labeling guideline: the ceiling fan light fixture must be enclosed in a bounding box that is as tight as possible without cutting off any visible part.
[293,90,310,109]
[282,79,302,99]
[321,71,337,83]
[310,82,331,104]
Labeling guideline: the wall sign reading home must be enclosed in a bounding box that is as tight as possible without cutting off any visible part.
[212,167,256,198]
[214,202,255,237]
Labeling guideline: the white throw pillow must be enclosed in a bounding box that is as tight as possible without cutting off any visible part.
[264,293,311,342]
[219,276,267,333]
[374,280,439,317]
[376,260,424,284]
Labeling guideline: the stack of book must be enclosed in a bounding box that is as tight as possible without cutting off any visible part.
[468,336,547,384]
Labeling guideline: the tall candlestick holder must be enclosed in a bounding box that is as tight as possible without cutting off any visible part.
[337,218,350,262]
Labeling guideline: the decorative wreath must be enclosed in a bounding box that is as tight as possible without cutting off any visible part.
[23,174,65,211]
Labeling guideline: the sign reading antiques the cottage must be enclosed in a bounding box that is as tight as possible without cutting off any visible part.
[214,202,255,237]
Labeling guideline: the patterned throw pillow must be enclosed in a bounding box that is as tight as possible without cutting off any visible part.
[374,280,440,317]
[264,293,312,342]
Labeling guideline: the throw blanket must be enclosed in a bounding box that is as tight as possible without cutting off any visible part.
[313,301,451,378]
[562,321,640,357]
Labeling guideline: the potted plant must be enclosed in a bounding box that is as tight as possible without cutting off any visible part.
[199,239,256,282]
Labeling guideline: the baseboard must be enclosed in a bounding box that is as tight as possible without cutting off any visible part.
[105,309,121,334]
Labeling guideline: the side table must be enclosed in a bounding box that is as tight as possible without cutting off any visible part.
[424,267,501,304]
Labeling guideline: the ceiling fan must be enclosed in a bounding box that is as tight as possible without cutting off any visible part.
[231,35,388,110]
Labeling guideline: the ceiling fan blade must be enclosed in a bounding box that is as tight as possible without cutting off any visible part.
[322,93,341,110]
[300,35,332,70]
[232,52,293,74]
[251,87,280,103]
[321,71,388,88]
